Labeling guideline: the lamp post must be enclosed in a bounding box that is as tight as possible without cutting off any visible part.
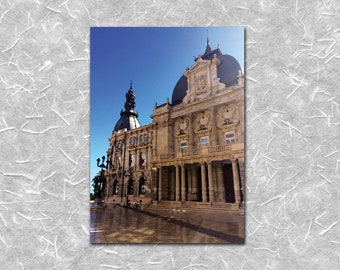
[96,155,106,170]
[96,155,109,201]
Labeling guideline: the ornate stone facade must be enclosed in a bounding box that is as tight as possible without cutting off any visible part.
[104,41,244,212]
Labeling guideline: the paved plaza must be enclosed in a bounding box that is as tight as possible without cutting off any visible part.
[90,205,244,244]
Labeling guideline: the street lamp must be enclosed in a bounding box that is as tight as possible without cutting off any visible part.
[96,155,109,201]
[96,155,106,171]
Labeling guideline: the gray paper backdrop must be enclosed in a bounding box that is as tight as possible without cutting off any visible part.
[1,0,339,269]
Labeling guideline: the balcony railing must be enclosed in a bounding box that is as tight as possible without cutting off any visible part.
[182,148,201,156]
[158,143,234,160]
[208,144,232,153]
[160,153,175,160]
[181,144,232,156]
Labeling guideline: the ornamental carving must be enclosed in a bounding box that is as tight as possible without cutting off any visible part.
[194,112,212,134]
[182,58,213,104]
[199,112,209,126]
[196,73,208,90]
[178,118,189,135]
[217,105,240,130]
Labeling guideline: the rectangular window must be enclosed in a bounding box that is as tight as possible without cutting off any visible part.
[128,153,135,167]
[180,140,188,150]
[200,136,209,145]
[129,137,136,147]
[116,156,121,167]
[225,132,236,144]
[140,134,148,145]
[139,152,146,168]
[113,180,119,195]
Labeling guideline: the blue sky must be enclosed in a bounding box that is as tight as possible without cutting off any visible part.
[90,27,244,187]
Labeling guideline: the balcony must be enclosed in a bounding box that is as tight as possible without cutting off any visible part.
[180,144,231,156]
[157,143,243,161]
[208,144,232,153]
[160,153,175,160]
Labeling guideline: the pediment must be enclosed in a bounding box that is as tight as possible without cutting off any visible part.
[188,57,210,72]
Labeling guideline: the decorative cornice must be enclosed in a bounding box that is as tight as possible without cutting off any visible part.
[216,120,240,131]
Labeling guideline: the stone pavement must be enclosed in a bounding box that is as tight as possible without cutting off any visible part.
[136,206,244,241]
[90,205,244,244]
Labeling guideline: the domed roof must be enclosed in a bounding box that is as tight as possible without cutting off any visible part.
[171,46,242,106]
[113,84,141,132]
[113,111,140,132]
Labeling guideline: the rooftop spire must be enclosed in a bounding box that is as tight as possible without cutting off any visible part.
[125,83,136,112]
[205,29,211,54]
[207,29,209,45]
[113,82,141,132]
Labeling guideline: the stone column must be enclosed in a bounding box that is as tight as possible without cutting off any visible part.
[192,166,198,201]
[232,159,241,204]
[201,162,207,202]
[187,167,192,200]
[158,167,162,201]
[134,176,138,198]
[175,165,180,201]
[238,158,245,203]
[181,164,186,201]
[170,168,175,201]
[207,162,214,202]
[216,166,224,202]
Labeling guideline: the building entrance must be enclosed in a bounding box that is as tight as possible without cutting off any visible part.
[196,167,203,202]
[223,164,235,203]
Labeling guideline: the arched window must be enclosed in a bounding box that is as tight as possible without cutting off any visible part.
[139,177,146,194]
[117,141,123,151]
[112,180,119,195]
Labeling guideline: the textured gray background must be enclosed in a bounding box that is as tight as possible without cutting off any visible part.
[1,0,339,269]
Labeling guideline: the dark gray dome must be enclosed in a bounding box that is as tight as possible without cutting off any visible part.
[113,85,141,132]
[171,48,242,106]
[113,111,140,132]
[172,75,188,106]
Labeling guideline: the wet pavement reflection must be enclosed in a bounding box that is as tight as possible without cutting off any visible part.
[90,206,244,244]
